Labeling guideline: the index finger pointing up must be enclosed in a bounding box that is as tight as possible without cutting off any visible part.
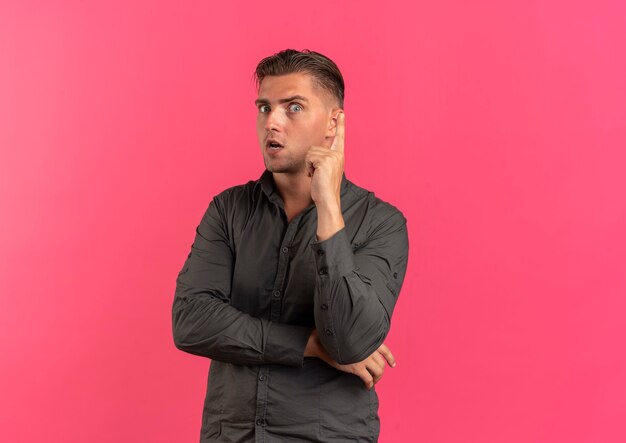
[330,112,345,152]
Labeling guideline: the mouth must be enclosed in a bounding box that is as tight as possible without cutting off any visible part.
[266,140,284,151]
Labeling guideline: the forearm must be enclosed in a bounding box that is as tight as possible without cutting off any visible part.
[309,214,409,365]
[314,203,386,363]
[174,277,316,367]
[172,289,313,367]
[312,268,390,364]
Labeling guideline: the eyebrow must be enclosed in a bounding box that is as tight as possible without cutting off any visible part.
[254,95,310,106]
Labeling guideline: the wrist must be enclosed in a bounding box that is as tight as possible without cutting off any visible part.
[315,196,341,214]
[316,203,344,242]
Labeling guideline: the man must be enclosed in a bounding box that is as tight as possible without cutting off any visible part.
[172,49,409,442]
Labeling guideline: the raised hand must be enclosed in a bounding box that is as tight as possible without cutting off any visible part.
[305,112,345,208]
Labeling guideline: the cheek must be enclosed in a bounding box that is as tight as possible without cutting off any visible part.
[309,117,329,144]
[256,120,266,139]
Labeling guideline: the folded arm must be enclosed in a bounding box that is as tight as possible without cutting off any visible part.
[309,209,409,365]
[172,195,313,367]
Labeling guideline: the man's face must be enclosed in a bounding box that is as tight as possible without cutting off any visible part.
[255,72,339,174]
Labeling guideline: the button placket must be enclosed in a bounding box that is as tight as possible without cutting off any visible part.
[271,243,292,320]
[254,212,307,441]
[254,223,292,442]
[254,365,270,441]
[270,212,305,322]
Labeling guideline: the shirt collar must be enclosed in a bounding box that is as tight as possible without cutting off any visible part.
[255,169,350,201]
[256,168,275,198]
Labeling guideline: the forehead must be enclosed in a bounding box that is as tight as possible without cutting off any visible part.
[257,72,323,102]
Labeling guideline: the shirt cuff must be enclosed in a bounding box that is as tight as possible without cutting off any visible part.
[263,323,313,367]
[310,226,357,280]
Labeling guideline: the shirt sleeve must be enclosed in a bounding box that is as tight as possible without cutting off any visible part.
[172,195,313,367]
[309,207,409,365]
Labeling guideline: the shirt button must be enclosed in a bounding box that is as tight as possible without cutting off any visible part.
[282,246,289,254]
[325,328,334,336]
[259,374,266,381]
[319,267,328,275]
[321,303,328,310]
[317,249,325,256]
[393,272,398,279]
[256,418,264,426]
[273,290,281,298]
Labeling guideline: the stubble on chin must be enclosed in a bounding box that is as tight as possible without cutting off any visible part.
[266,163,297,174]
[264,153,304,175]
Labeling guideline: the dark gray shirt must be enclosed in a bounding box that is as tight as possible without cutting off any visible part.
[172,169,409,442]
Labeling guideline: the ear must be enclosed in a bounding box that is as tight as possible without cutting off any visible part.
[325,108,344,137]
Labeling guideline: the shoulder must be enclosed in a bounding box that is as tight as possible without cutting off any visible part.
[210,178,259,209]
[197,179,259,230]
[345,180,409,254]
[346,179,407,229]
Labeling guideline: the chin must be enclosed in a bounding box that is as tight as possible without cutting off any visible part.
[265,161,300,174]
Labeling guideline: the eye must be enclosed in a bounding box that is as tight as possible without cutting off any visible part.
[258,104,270,113]
[288,103,303,112]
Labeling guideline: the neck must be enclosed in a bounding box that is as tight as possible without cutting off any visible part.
[272,171,314,208]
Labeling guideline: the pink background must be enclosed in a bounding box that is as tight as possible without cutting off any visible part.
[1,1,625,442]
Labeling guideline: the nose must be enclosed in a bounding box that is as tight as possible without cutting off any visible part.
[264,109,282,132]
